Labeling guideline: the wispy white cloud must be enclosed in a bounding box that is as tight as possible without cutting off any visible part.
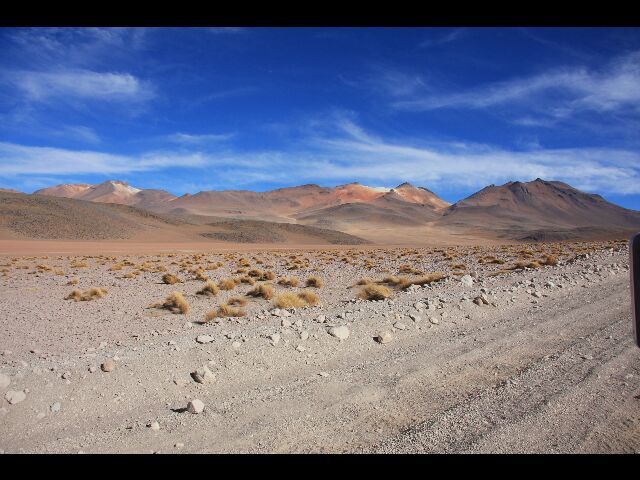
[3,118,640,196]
[166,132,235,144]
[393,50,640,118]
[0,143,206,176]
[4,69,154,103]
[418,28,466,49]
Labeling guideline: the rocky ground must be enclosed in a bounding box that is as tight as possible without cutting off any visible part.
[0,240,639,453]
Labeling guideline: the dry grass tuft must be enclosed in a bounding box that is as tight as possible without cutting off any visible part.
[540,254,557,266]
[65,287,108,302]
[273,290,320,309]
[205,303,246,320]
[162,273,181,285]
[297,289,320,306]
[305,276,323,288]
[273,292,306,309]
[218,278,237,290]
[66,278,79,286]
[150,291,189,314]
[247,283,274,300]
[277,277,299,287]
[197,280,219,296]
[358,284,392,300]
[227,296,248,306]
[400,272,446,289]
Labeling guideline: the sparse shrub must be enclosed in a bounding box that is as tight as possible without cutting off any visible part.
[227,296,248,306]
[248,268,263,278]
[358,284,392,301]
[162,273,181,285]
[262,271,276,281]
[195,270,209,281]
[218,278,237,290]
[197,280,219,296]
[273,292,306,309]
[356,278,372,285]
[238,275,256,285]
[66,278,79,286]
[205,303,246,321]
[541,255,557,266]
[402,272,446,289]
[278,277,299,287]
[297,289,319,306]
[305,276,323,288]
[247,283,274,300]
[65,287,108,302]
[150,291,189,314]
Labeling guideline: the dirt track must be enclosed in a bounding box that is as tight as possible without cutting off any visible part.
[0,244,638,453]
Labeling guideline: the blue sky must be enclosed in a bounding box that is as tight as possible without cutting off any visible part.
[1,27,640,208]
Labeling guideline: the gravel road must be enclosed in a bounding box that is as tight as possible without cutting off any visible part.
[0,243,638,453]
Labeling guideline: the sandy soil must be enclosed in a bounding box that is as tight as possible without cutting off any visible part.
[0,240,638,453]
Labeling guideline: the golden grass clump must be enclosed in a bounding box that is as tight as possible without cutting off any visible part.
[273,290,319,309]
[197,280,219,296]
[305,276,323,288]
[65,287,108,302]
[66,278,79,286]
[227,296,248,306]
[278,277,299,287]
[248,268,263,278]
[261,271,276,281]
[238,275,256,285]
[540,254,557,266]
[205,303,246,321]
[356,277,373,286]
[195,270,209,281]
[162,273,181,285]
[509,260,542,270]
[247,283,274,300]
[358,284,392,301]
[218,278,237,290]
[401,272,446,289]
[150,291,189,314]
[297,289,320,306]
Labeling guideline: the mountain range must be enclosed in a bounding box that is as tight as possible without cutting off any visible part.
[0,178,637,245]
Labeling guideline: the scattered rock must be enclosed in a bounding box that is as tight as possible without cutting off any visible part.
[101,359,115,372]
[5,390,26,405]
[61,371,71,380]
[318,372,330,377]
[460,275,474,287]
[148,421,160,431]
[328,325,350,341]
[300,331,309,341]
[0,373,10,389]
[269,333,281,345]
[532,291,542,298]
[231,341,242,349]
[196,335,214,344]
[375,331,394,344]
[50,402,61,413]
[429,317,440,325]
[393,322,407,330]
[187,399,205,414]
[281,319,292,328]
[191,365,216,384]
[88,366,97,373]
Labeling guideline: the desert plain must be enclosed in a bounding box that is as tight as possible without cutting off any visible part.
[1,238,639,453]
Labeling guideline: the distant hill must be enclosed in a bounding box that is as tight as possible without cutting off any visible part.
[438,178,640,241]
[25,177,640,243]
[0,191,368,245]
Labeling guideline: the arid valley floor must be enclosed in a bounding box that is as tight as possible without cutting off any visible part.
[1,240,639,453]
